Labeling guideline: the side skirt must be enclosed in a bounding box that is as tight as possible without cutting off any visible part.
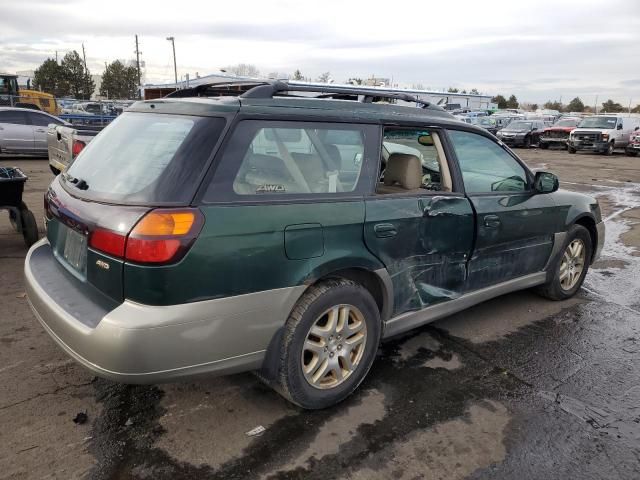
[382,272,547,339]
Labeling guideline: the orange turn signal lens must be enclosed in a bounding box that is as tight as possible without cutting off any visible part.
[132,211,195,236]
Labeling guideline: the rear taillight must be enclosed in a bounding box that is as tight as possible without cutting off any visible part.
[90,228,127,258]
[72,140,86,158]
[88,209,203,264]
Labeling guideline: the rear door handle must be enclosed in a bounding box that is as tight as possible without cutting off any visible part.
[374,223,397,238]
[484,215,501,228]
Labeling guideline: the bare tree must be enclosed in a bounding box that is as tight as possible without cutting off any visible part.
[316,71,331,83]
[223,63,260,77]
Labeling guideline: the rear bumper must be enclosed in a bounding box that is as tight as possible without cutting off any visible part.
[594,221,605,263]
[24,239,305,383]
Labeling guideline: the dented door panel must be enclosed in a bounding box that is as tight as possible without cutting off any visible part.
[364,195,474,316]
[466,192,560,291]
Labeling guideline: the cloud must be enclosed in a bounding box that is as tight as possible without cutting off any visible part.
[0,0,638,104]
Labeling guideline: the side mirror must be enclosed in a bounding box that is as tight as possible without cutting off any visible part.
[534,171,559,193]
[634,126,639,131]
[617,123,623,130]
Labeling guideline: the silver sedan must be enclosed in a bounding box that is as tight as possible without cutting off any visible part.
[0,107,68,156]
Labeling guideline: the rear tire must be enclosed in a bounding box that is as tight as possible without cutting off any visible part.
[568,146,576,154]
[20,208,39,247]
[524,135,531,148]
[536,224,592,301]
[626,151,638,157]
[540,143,549,149]
[274,279,381,409]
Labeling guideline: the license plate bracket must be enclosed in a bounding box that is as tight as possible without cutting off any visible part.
[63,227,87,272]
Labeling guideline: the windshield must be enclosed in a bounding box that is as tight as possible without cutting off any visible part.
[554,119,579,127]
[506,121,532,130]
[63,112,225,204]
[578,116,617,129]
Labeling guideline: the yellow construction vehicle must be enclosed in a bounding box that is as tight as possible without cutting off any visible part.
[0,73,61,115]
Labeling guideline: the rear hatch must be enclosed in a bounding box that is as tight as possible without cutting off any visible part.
[45,107,230,304]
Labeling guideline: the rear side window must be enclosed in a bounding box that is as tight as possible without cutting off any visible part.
[63,112,225,204]
[0,110,27,125]
[28,112,62,126]
[205,120,377,200]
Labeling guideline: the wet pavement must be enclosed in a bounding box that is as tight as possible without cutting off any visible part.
[1,149,639,479]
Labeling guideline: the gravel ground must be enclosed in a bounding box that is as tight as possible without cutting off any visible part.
[1,148,639,480]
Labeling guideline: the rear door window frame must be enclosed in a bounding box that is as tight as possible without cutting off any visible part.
[371,124,466,198]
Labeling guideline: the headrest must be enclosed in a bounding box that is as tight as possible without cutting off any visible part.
[383,153,422,190]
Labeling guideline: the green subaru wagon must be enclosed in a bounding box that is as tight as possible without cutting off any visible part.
[25,82,604,409]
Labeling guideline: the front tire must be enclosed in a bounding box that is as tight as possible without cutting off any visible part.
[540,142,549,149]
[568,146,577,154]
[275,279,381,409]
[536,224,592,301]
[523,135,531,148]
[605,141,614,156]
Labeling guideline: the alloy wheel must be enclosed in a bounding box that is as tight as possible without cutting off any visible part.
[301,304,367,389]
[559,239,586,290]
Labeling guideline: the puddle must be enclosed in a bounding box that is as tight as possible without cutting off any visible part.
[347,400,510,480]
[584,182,640,308]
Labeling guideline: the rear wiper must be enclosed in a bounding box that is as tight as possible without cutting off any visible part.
[63,173,89,190]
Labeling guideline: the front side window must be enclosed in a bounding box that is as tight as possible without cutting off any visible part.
[28,112,61,126]
[449,130,529,193]
[207,121,373,198]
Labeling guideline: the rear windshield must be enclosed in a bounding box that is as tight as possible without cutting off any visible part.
[63,112,225,204]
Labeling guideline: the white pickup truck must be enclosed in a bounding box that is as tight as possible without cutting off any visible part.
[47,124,104,175]
[568,114,640,155]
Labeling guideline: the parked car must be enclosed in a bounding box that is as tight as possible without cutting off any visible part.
[496,120,546,147]
[568,115,640,155]
[25,82,605,409]
[0,107,67,156]
[626,130,640,157]
[539,117,582,149]
[47,123,104,175]
[472,116,498,135]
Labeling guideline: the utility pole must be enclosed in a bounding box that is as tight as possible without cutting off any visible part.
[82,43,90,100]
[135,34,142,98]
[166,36,177,88]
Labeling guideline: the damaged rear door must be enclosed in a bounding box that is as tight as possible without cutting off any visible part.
[447,129,558,290]
[364,127,474,316]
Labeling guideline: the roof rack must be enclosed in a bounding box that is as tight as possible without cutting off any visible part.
[240,81,432,108]
[165,81,267,98]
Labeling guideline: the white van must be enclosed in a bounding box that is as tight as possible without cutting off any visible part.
[568,114,640,155]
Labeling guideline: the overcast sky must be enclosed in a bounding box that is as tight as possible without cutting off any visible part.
[1,0,638,104]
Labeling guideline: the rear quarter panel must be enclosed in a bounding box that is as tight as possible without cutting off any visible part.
[123,201,384,305]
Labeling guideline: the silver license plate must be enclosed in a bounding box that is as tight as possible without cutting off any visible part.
[63,227,87,272]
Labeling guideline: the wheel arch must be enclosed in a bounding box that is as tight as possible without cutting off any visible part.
[258,265,394,383]
[573,214,598,263]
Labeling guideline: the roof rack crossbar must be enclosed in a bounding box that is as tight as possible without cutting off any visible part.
[240,81,431,107]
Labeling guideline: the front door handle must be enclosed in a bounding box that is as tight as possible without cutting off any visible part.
[374,223,397,238]
[484,215,501,228]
